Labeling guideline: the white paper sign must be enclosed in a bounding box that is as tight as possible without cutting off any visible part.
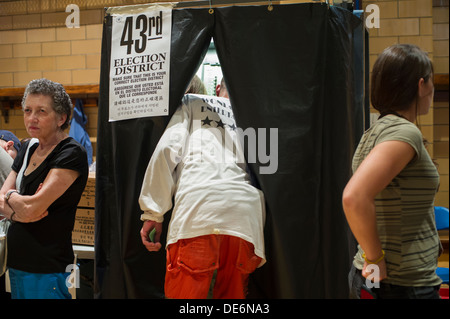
[109,7,172,121]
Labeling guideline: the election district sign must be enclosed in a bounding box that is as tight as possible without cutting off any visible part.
[109,6,172,121]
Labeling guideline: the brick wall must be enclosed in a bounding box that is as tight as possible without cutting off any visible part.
[433,1,449,207]
[0,1,105,87]
[362,0,449,207]
[0,0,106,142]
[363,0,434,147]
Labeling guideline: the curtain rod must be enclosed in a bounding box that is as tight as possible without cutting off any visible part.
[174,0,329,9]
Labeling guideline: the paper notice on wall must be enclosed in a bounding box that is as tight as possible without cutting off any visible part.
[109,6,172,121]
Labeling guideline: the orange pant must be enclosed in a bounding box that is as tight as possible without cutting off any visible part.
[164,234,261,299]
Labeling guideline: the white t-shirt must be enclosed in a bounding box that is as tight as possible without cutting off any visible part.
[0,147,13,185]
[139,94,266,264]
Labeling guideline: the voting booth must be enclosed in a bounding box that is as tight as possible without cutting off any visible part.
[95,1,368,298]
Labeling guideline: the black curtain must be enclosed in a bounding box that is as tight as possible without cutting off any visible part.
[95,3,367,299]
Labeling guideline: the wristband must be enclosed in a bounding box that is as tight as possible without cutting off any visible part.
[4,190,19,202]
[4,190,19,222]
[362,250,385,264]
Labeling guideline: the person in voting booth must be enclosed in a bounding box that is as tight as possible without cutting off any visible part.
[343,44,442,299]
[139,80,266,299]
[185,74,207,95]
[0,78,88,299]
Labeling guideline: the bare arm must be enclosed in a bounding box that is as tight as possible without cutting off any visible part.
[342,140,415,278]
[4,168,80,223]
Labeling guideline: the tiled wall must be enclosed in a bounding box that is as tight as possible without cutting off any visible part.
[1,0,449,206]
[362,0,449,207]
[0,2,105,87]
[433,1,449,207]
[363,0,434,143]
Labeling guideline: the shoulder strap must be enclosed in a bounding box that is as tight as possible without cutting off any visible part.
[15,138,39,191]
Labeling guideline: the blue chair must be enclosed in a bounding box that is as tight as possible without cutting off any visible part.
[435,206,449,230]
[435,206,449,285]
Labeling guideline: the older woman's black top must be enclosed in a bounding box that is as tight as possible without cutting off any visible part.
[8,137,88,273]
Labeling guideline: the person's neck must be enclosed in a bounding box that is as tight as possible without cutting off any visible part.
[37,131,67,152]
[396,107,416,123]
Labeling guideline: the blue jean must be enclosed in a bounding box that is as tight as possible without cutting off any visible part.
[8,268,72,299]
[348,264,441,299]
[372,283,441,299]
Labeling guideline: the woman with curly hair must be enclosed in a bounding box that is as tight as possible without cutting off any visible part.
[0,78,88,299]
